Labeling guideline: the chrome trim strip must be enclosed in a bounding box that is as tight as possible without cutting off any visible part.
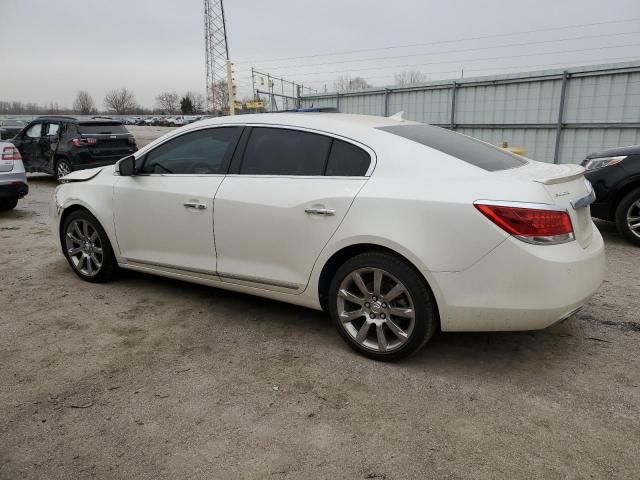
[123,258,216,276]
[218,272,300,291]
[121,259,300,291]
[570,187,596,210]
[473,199,567,212]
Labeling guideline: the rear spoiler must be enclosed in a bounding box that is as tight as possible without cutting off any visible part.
[531,164,585,185]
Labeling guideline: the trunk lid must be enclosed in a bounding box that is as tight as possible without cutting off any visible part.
[498,161,594,248]
[78,122,137,160]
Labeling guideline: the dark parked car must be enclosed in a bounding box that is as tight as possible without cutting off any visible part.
[582,145,640,246]
[11,116,137,180]
[0,119,26,140]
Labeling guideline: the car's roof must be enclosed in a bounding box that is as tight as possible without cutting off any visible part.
[35,115,123,124]
[196,112,403,130]
[585,144,640,159]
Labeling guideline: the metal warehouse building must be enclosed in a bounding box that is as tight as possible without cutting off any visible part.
[300,61,640,164]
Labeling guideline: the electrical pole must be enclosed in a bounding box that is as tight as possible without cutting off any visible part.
[227,60,235,115]
[204,0,231,113]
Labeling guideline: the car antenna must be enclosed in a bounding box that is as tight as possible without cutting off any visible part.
[388,111,405,121]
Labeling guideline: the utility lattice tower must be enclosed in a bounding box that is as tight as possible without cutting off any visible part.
[204,0,230,112]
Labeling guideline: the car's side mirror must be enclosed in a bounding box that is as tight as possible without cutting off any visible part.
[117,155,136,176]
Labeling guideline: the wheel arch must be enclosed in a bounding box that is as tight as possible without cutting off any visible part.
[316,242,441,325]
[58,201,115,254]
[610,178,640,219]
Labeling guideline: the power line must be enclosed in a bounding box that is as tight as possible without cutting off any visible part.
[267,42,640,79]
[297,56,640,88]
[257,30,640,72]
[235,17,640,65]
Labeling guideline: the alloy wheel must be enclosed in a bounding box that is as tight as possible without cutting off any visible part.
[627,199,640,239]
[57,161,71,179]
[64,219,104,277]
[337,267,415,352]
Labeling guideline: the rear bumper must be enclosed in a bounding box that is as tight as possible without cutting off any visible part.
[71,159,124,170]
[0,180,28,198]
[0,172,28,198]
[589,201,613,220]
[432,225,605,332]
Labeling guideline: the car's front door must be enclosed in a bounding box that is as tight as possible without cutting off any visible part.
[113,126,242,274]
[17,122,44,172]
[214,126,373,292]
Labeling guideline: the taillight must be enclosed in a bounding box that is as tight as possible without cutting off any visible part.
[71,137,97,147]
[474,201,574,245]
[1,146,22,161]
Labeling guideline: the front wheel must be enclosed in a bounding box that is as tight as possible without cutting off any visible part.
[615,187,640,247]
[56,158,72,180]
[61,210,118,282]
[328,251,438,361]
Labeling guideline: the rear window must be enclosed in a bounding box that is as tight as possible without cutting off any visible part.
[325,139,371,176]
[78,122,128,134]
[377,124,527,172]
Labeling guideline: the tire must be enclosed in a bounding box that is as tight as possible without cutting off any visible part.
[56,158,73,181]
[328,251,438,361]
[0,197,19,211]
[61,209,118,282]
[615,187,640,247]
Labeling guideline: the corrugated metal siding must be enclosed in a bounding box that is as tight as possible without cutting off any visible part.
[300,61,640,164]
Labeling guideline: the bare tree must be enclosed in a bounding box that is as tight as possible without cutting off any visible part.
[103,88,137,114]
[333,75,371,92]
[155,91,180,114]
[210,80,229,112]
[185,91,205,113]
[73,90,96,114]
[394,70,428,86]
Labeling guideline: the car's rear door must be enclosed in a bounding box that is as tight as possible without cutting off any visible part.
[213,126,373,292]
[113,126,242,274]
[41,122,61,171]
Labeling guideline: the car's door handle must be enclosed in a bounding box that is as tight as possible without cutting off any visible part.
[184,202,207,210]
[305,208,335,216]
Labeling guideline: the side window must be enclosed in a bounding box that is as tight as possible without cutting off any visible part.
[141,127,240,174]
[240,127,331,176]
[46,123,60,136]
[26,123,42,138]
[325,139,371,176]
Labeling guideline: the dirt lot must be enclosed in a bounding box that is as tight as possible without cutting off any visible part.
[1,127,639,479]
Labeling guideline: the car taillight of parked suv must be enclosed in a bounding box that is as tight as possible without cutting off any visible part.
[11,115,138,180]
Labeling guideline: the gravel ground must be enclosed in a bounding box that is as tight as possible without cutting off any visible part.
[1,127,639,479]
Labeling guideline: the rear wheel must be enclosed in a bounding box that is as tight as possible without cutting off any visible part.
[56,158,72,180]
[0,197,19,211]
[62,210,118,282]
[615,187,640,247]
[328,251,438,361]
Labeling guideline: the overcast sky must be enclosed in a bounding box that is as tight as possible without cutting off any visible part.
[1,0,639,109]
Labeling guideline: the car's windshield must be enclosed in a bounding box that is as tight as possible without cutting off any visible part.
[377,124,528,172]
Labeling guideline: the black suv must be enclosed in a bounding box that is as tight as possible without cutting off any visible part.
[11,116,137,180]
[582,145,640,246]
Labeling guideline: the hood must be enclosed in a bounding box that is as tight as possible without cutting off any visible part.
[584,144,640,160]
[61,167,104,182]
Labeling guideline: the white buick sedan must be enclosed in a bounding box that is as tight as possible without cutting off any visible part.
[53,113,605,360]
